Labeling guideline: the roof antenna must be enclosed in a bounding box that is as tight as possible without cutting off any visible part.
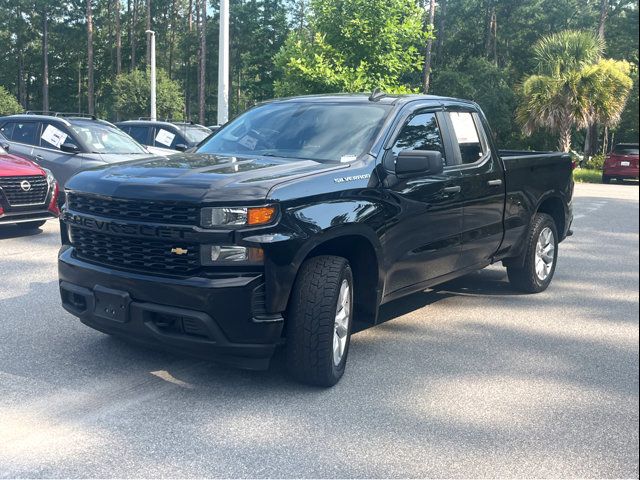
[369,88,386,102]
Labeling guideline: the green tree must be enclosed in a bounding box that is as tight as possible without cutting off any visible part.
[274,0,428,96]
[105,68,185,120]
[517,30,633,151]
[0,86,22,116]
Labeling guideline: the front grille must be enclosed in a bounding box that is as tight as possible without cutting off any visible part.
[67,193,200,225]
[0,175,48,206]
[70,226,200,275]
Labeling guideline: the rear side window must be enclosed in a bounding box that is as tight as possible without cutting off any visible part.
[127,126,150,145]
[7,122,39,146]
[449,112,485,164]
[392,112,445,161]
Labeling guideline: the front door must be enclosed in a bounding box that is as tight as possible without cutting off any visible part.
[382,109,464,296]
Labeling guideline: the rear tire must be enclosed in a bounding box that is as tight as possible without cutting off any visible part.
[17,220,46,230]
[285,255,353,387]
[602,175,611,184]
[507,213,559,293]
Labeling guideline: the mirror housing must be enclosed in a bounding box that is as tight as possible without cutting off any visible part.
[1,142,10,152]
[60,142,80,154]
[175,143,189,152]
[395,150,444,177]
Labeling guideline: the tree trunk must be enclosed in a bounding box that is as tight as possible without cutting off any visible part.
[168,0,176,79]
[16,5,27,108]
[421,0,436,94]
[145,0,152,66]
[435,0,447,64]
[485,2,497,65]
[198,0,206,124]
[115,0,122,75]
[42,9,49,112]
[131,0,138,69]
[598,0,608,41]
[188,0,193,32]
[87,0,95,115]
[559,124,572,153]
[78,59,82,112]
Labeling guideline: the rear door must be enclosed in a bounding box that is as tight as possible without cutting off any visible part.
[445,108,506,268]
[0,120,39,161]
[382,107,464,295]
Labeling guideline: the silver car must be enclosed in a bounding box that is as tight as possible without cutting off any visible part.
[0,113,156,187]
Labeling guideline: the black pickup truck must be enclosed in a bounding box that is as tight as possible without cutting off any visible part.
[58,94,573,386]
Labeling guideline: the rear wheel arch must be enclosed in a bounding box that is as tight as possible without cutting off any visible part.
[536,195,566,240]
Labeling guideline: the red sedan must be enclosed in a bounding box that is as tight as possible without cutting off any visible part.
[603,143,639,183]
[0,134,60,229]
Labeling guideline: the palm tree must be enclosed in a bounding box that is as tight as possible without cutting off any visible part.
[517,30,633,152]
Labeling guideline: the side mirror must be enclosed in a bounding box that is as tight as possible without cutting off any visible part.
[1,142,9,152]
[60,142,80,154]
[175,143,189,152]
[395,150,444,177]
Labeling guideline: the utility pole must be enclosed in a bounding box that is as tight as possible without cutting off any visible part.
[146,30,157,121]
[217,0,230,125]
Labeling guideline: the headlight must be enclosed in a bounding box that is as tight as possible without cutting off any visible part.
[201,245,264,265]
[200,206,276,228]
[42,168,56,189]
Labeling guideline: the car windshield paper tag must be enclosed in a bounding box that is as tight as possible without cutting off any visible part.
[155,129,176,147]
[239,135,258,150]
[41,124,68,148]
[449,112,479,144]
[340,155,357,163]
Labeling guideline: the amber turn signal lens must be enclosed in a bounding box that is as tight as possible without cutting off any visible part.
[247,206,276,225]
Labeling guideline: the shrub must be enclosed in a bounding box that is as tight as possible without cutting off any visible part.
[0,86,22,116]
[585,154,606,170]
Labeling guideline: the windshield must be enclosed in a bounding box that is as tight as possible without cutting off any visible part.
[180,126,212,144]
[70,122,148,154]
[613,145,639,155]
[196,102,391,162]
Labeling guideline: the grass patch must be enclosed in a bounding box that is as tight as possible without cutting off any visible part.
[573,168,603,183]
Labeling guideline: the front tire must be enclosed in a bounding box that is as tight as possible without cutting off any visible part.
[285,255,354,387]
[507,213,559,293]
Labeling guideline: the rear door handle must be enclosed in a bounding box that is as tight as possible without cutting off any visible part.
[487,179,503,186]
[443,186,461,194]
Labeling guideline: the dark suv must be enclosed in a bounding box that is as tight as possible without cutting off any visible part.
[0,113,154,186]
[116,120,212,152]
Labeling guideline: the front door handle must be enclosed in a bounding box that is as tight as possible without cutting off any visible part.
[35,155,44,161]
[443,186,461,194]
[487,179,503,186]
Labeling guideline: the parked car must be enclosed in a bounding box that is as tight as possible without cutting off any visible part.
[0,133,60,229]
[602,143,639,183]
[0,113,155,187]
[58,94,574,386]
[116,120,212,152]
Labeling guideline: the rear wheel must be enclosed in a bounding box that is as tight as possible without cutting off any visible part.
[507,213,558,293]
[285,255,353,387]
[17,220,46,230]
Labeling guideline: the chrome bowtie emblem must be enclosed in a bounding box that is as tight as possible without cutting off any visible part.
[20,180,32,192]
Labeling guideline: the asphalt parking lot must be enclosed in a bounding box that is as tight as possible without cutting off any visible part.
[0,182,638,478]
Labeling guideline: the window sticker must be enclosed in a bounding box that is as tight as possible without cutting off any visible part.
[449,112,479,144]
[239,135,258,150]
[155,129,176,147]
[41,124,68,148]
[340,155,358,163]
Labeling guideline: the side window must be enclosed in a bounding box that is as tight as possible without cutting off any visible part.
[392,112,445,161]
[0,122,15,140]
[10,122,39,146]
[154,127,178,148]
[40,122,71,150]
[128,126,150,145]
[449,112,486,164]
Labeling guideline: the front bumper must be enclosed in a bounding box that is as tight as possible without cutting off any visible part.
[58,247,284,369]
[0,208,57,225]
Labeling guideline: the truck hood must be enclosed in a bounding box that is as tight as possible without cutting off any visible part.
[66,152,348,203]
